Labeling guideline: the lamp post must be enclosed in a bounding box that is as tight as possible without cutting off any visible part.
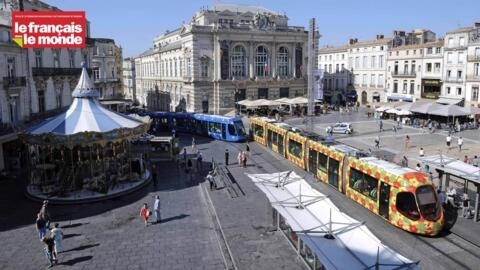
[234,88,239,116]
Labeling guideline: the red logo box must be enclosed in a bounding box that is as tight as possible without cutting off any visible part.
[12,11,86,48]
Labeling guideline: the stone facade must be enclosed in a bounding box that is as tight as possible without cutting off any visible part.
[134,4,312,114]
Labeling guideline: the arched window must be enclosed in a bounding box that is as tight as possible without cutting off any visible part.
[231,45,246,77]
[277,47,289,76]
[255,45,269,77]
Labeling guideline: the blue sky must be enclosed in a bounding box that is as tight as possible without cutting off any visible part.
[45,0,479,58]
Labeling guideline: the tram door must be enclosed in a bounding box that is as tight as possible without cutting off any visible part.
[308,149,317,175]
[222,124,227,140]
[379,182,390,219]
[327,158,339,188]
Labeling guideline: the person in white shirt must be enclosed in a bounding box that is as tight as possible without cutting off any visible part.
[458,137,463,151]
[446,186,457,206]
[153,195,161,224]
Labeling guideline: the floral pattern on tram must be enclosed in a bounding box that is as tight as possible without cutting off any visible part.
[250,118,268,146]
[286,132,307,169]
[266,124,289,155]
[345,158,443,236]
[307,141,345,192]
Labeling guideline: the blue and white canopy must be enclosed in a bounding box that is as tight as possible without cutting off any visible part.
[26,67,145,136]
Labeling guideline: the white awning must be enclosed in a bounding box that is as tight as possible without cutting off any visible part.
[246,171,419,270]
[436,96,464,105]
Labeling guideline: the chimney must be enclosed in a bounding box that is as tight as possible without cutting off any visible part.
[376,34,384,40]
[349,38,355,45]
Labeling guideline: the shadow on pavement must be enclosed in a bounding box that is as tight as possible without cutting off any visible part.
[159,214,189,224]
[58,255,93,266]
[61,222,89,229]
[63,233,82,239]
[64,243,99,253]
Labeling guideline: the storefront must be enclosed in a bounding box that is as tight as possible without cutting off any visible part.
[421,79,442,99]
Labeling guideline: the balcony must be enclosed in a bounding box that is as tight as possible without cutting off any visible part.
[2,76,26,89]
[32,67,88,77]
[444,44,467,51]
[391,71,416,78]
[444,77,463,83]
[467,55,480,62]
[93,77,120,83]
[466,75,480,82]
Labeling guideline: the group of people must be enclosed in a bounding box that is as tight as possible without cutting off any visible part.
[446,134,464,151]
[224,143,250,168]
[139,195,161,227]
[35,200,64,268]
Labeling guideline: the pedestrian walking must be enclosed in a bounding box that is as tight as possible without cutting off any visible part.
[462,193,471,218]
[50,223,64,254]
[446,134,452,149]
[36,213,47,240]
[379,120,383,132]
[206,171,216,190]
[242,151,247,168]
[374,135,380,148]
[458,137,463,151]
[140,203,149,227]
[246,143,250,153]
[191,137,196,149]
[224,149,229,165]
[405,135,411,150]
[237,151,242,165]
[419,147,424,157]
[392,125,397,135]
[42,236,57,268]
[464,155,469,164]
[153,195,161,224]
[415,163,422,171]
[39,200,51,230]
[182,148,187,162]
[197,151,203,170]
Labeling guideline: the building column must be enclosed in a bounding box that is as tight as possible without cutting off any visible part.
[249,42,255,79]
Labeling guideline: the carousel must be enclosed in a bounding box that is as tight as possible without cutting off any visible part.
[19,66,151,202]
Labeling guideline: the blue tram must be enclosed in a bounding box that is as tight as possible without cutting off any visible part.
[146,112,247,142]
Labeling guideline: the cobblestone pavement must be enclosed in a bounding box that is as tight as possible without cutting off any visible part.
[0,135,305,270]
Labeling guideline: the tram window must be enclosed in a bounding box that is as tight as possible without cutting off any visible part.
[349,168,378,201]
[318,153,328,173]
[234,121,246,136]
[253,124,264,138]
[209,122,221,133]
[396,192,420,220]
[416,185,440,220]
[288,139,302,158]
[227,124,237,136]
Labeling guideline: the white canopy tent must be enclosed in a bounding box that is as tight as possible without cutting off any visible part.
[247,171,419,270]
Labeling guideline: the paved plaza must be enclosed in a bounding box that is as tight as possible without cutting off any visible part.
[1,107,480,270]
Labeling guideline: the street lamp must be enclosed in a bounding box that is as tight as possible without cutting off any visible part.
[234,89,239,115]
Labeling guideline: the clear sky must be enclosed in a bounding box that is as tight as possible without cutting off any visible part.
[45,0,479,58]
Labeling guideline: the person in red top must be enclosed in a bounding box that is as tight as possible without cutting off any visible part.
[140,203,149,227]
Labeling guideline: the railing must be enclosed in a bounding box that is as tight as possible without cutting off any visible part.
[444,44,467,50]
[444,77,463,83]
[467,55,480,62]
[94,77,120,83]
[391,71,416,77]
[466,75,480,82]
[32,67,87,76]
[2,76,26,88]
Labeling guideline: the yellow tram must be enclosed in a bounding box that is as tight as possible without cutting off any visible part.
[250,117,444,236]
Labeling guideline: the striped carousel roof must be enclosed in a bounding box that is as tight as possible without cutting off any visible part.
[26,67,144,135]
